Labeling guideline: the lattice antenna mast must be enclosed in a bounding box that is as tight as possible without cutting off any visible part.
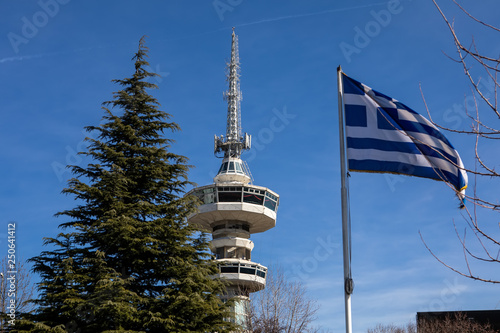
[214,28,251,159]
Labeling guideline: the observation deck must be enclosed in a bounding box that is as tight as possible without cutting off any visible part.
[187,183,279,234]
[214,259,267,292]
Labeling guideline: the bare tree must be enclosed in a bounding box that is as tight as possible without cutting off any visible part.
[367,313,496,333]
[0,256,36,332]
[367,322,416,333]
[418,312,497,333]
[247,266,321,333]
[419,0,500,284]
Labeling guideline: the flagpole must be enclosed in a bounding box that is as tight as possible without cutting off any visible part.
[337,66,353,333]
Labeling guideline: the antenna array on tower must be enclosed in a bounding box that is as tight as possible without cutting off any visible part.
[214,28,251,159]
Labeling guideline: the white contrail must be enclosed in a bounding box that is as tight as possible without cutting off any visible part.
[0,53,46,63]
[235,3,389,28]
[0,3,388,64]
[0,44,127,64]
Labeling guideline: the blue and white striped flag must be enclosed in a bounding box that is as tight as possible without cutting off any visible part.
[341,73,467,202]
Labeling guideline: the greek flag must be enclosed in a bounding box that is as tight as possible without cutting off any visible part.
[341,73,467,201]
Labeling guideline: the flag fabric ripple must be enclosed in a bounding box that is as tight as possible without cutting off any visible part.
[341,73,467,199]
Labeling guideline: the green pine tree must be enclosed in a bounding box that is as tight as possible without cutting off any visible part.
[19,37,237,333]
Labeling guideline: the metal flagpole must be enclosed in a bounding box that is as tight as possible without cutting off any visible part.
[337,66,353,333]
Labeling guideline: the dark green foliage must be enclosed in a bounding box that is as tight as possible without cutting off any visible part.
[19,37,236,332]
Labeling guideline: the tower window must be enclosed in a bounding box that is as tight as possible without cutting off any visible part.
[235,162,243,173]
[220,265,239,273]
[240,267,256,275]
[264,192,278,211]
[215,247,224,259]
[264,197,276,211]
[243,193,264,205]
[218,191,241,202]
[218,187,242,202]
[218,162,228,173]
[213,224,225,232]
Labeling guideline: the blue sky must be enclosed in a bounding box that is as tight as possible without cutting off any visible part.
[1,1,500,332]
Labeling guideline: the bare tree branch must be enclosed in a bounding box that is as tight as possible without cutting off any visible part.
[432,0,500,116]
[0,256,36,332]
[418,2,500,284]
[247,266,321,333]
[419,231,499,284]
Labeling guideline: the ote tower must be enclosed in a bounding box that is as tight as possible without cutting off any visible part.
[186,29,279,326]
